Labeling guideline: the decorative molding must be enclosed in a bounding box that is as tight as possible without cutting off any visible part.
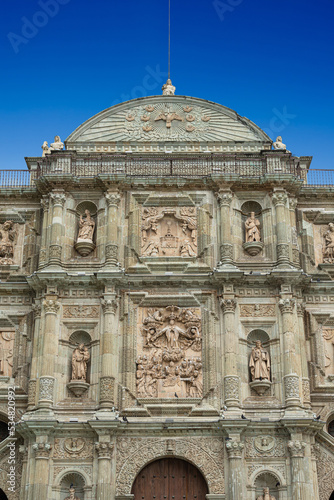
[106,244,118,261]
[49,244,62,260]
[276,243,290,260]
[27,379,37,406]
[245,436,285,458]
[224,376,240,401]
[220,243,233,261]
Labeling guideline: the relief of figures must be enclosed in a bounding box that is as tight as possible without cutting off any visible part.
[245,212,261,242]
[0,221,17,265]
[141,207,197,257]
[249,340,271,381]
[136,306,202,398]
[0,331,14,377]
[323,222,334,263]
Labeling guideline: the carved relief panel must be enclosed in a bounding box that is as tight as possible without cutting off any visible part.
[136,306,202,398]
[323,329,334,377]
[141,207,197,257]
[0,331,14,377]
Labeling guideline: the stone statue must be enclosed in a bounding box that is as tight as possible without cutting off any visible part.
[256,487,276,500]
[273,136,287,150]
[323,222,334,263]
[162,78,176,96]
[50,135,64,151]
[143,241,159,256]
[71,344,90,382]
[245,212,261,242]
[77,210,95,242]
[249,340,270,381]
[0,221,16,264]
[41,141,50,157]
[180,239,197,257]
[64,486,81,500]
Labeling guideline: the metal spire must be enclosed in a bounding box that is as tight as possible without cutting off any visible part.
[162,0,176,95]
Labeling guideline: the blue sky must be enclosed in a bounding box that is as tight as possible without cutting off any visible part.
[0,0,333,170]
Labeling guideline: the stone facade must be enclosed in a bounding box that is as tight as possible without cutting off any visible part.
[0,93,333,500]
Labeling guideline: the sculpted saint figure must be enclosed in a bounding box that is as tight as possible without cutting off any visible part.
[273,136,287,150]
[50,135,64,151]
[153,318,186,349]
[245,212,261,242]
[324,222,334,262]
[249,340,271,381]
[65,487,81,500]
[256,487,276,500]
[77,210,95,242]
[0,221,16,264]
[71,344,90,382]
[41,141,50,157]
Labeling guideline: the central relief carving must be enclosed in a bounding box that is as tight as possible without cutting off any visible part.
[141,207,197,257]
[136,306,202,398]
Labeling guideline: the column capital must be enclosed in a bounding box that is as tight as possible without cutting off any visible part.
[101,298,118,314]
[272,190,288,207]
[278,298,295,314]
[296,302,305,317]
[287,440,306,458]
[32,302,42,318]
[40,195,50,211]
[43,299,60,315]
[225,440,244,458]
[220,298,237,313]
[105,191,121,207]
[50,191,66,207]
[95,442,114,459]
[289,196,298,210]
[32,442,52,458]
[215,190,233,206]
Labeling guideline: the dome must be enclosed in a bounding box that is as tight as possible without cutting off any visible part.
[65,95,272,154]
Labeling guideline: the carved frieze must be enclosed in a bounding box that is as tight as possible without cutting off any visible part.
[63,305,99,318]
[136,306,202,398]
[141,207,197,257]
[240,304,275,317]
[54,438,94,459]
[0,331,14,377]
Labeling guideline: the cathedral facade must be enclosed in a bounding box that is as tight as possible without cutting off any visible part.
[0,87,333,500]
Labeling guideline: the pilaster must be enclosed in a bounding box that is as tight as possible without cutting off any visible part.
[105,191,121,266]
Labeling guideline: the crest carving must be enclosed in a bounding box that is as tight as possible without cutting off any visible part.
[54,438,93,459]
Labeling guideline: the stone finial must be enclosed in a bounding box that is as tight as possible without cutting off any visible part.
[162,79,176,96]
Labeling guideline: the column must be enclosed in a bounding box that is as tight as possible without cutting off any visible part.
[221,293,240,410]
[278,297,302,410]
[226,440,245,499]
[27,301,41,411]
[272,189,290,266]
[38,195,50,268]
[288,440,310,500]
[49,190,66,266]
[99,296,119,409]
[289,196,300,267]
[297,302,311,409]
[95,441,114,499]
[105,190,121,266]
[38,299,60,409]
[216,189,234,265]
[30,442,52,498]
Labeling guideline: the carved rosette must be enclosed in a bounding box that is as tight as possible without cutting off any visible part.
[95,442,114,459]
[101,298,118,315]
[39,376,55,401]
[50,192,66,207]
[225,441,244,459]
[99,376,115,404]
[27,379,37,407]
[284,374,300,402]
[220,299,237,314]
[272,191,288,207]
[224,376,240,402]
[278,298,295,315]
[288,440,306,458]
[32,442,52,459]
[43,300,60,315]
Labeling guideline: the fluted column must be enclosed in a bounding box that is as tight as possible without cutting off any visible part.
[216,189,234,265]
[27,302,41,411]
[272,189,290,266]
[99,296,119,409]
[95,442,114,499]
[221,297,240,409]
[226,440,245,499]
[38,299,60,409]
[39,196,50,268]
[288,440,309,499]
[105,191,121,266]
[49,190,66,265]
[30,442,52,498]
[279,297,302,409]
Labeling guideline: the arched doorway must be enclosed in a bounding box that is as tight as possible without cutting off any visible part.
[131,458,208,500]
[0,489,9,500]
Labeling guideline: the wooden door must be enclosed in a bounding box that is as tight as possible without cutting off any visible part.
[131,458,208,500]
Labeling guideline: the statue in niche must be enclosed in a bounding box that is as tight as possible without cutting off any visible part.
[71,344,90,382]
[256,487,276,500]
[65,486,81,500]
[249,340,271,381]
[49,135,64,151]
[0,332,14,377]
[245,212,261,242]
[0,221,16,265]
[77,210,95,243]
[323,222,334,263]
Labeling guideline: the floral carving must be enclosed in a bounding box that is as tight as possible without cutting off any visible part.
[313,443,334,500]
[224,376,240,401]
[100,376,115,403]
[284,375,300,400]
[271,191,288,206]
[50,192,66,206]
[27,379,37,406]
[278,298,295,314]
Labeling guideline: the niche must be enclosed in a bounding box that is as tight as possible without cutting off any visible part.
[59,472,85,500]
[328,418,334,437]
[0,420,9,442]
[254,471,280,499]
[247,330,272,396]
[241,201,264,256]
[67,331,91,398]
[74,201,97,257]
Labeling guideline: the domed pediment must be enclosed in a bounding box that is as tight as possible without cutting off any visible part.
[65,95,272,153]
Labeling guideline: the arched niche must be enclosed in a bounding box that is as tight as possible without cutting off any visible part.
[59,472,85,500]
[254,471,280,498]
[327,418,334,437]
[0,489,8,500]
[74,201,98,257]
[68,331,92,384]
[241,201,264,257]
[0,419,9,442]
[241,201,263,242]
